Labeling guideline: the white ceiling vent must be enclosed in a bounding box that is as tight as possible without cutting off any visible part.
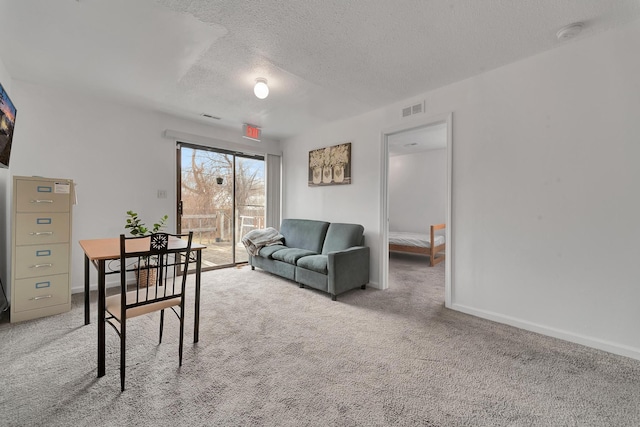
[401,101,425,118]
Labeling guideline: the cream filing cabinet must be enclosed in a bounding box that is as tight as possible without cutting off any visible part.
[10,176,74,322]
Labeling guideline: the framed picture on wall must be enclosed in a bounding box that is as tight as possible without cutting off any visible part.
[308,142,351,186]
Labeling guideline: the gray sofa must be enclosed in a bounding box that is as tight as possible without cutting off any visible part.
[248,219,370,300]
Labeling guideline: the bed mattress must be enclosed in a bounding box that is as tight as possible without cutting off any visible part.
[388,231,445,248]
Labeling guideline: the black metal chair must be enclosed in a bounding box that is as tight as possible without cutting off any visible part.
[105,231,193,391]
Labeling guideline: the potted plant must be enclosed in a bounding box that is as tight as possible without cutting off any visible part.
[124,210,169,287]
[125,210,168,237]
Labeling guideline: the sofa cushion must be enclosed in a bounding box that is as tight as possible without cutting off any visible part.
[272,248,318,264]
[296,254,328,274]
[258,244,287,258]
[280,219,330,253]
[321,223,365,254]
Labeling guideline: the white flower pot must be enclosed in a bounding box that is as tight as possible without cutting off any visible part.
[333,165,344,183]
[312,167,322,184]
[322,166,332,184]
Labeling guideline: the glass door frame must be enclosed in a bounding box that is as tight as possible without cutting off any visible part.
[177,142,265,271]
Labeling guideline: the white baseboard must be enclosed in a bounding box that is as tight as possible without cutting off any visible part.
[451,303,640,362]
[367,280,380,290]
[71,280,120,295]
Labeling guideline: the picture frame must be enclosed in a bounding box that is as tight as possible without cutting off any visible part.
[308,142,351,186]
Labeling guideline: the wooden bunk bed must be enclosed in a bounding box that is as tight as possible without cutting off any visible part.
[388,223,446,266]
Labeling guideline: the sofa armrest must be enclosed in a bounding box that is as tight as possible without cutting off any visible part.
[327,246,370,297]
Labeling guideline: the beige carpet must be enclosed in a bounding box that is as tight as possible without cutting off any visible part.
[1,252,639,426]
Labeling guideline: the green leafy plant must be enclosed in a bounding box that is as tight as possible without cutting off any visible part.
[125,210,168,236]
[124,211,169,270]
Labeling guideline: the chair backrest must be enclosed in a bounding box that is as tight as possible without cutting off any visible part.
[119,232,193,314]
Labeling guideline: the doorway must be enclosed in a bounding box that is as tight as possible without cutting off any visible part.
[380,113,453,307]
[177,143,265,271]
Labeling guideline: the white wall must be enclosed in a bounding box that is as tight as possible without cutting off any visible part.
[282,112,385,284]
[5,81,281,296]
[282,19,640,360]
[389,149,446,232]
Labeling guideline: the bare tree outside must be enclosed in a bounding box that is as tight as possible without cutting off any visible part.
[180,146,265,267]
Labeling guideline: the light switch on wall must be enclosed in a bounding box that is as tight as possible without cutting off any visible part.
[157,190,167,199]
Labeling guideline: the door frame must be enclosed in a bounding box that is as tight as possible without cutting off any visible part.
[176,142,265,269]
[379,112,453,308]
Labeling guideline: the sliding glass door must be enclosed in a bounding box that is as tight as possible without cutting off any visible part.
[234,155,266,263]
[177,143,265,270]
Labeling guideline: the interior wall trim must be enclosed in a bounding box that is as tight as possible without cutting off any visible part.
[379,111,453,307]
[451,303,640,361]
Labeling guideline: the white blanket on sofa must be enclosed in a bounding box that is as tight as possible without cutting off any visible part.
[241,227,285,256]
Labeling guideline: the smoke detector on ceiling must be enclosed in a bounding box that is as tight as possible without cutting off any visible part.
[556,23,584,41]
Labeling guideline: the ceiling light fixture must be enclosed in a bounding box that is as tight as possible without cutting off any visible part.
[254,78,269,99]
[556,22,584,41]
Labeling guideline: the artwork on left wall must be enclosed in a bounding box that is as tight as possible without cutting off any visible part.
[308,142,351,186]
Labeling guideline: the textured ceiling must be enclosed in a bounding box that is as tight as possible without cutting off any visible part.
[1,0,639,141]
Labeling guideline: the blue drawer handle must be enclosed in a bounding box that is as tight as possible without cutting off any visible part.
[35,281,51,289]
[36,250,51,257]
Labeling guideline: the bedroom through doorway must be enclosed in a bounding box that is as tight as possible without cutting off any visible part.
[381,113,452,307]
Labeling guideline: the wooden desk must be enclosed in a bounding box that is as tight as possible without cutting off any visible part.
[79,236,206,378]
